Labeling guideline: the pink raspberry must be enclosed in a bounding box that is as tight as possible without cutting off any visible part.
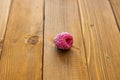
[54,32,73,50]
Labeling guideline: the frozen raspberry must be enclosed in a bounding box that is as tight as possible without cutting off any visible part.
[54,32,73,50]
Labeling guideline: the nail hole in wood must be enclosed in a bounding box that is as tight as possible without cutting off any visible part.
[90,24,94,27]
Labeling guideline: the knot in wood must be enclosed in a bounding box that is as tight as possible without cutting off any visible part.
[28,36,39,45]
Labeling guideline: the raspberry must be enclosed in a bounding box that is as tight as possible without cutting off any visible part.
[54,32,73,50]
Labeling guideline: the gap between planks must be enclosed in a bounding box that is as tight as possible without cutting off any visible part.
[108,0,120,31]
[0,0,12,58]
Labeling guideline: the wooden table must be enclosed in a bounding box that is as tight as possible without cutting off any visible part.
[0,0,120,80]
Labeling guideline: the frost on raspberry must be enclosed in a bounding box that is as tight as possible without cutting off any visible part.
[54,32,73,50]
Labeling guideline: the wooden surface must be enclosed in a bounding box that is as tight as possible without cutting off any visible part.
[0,0,44,80]
[78,0,120,79]
[0,0,120,80]
[44,0,89,80]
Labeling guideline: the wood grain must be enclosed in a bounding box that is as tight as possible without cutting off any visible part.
[0,0,12,55]
[43,0,89,80]
[78,0,120,80]
[109,0,120,30]
[0,0,44,80]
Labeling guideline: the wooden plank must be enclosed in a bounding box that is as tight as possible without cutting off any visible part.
[0,0,12,55]
[78,0,120,80]
[43,0,89,80]
[0,0,44,80]
[109,0,120,30]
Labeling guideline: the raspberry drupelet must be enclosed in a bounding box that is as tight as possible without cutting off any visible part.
[54,32,73,50]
